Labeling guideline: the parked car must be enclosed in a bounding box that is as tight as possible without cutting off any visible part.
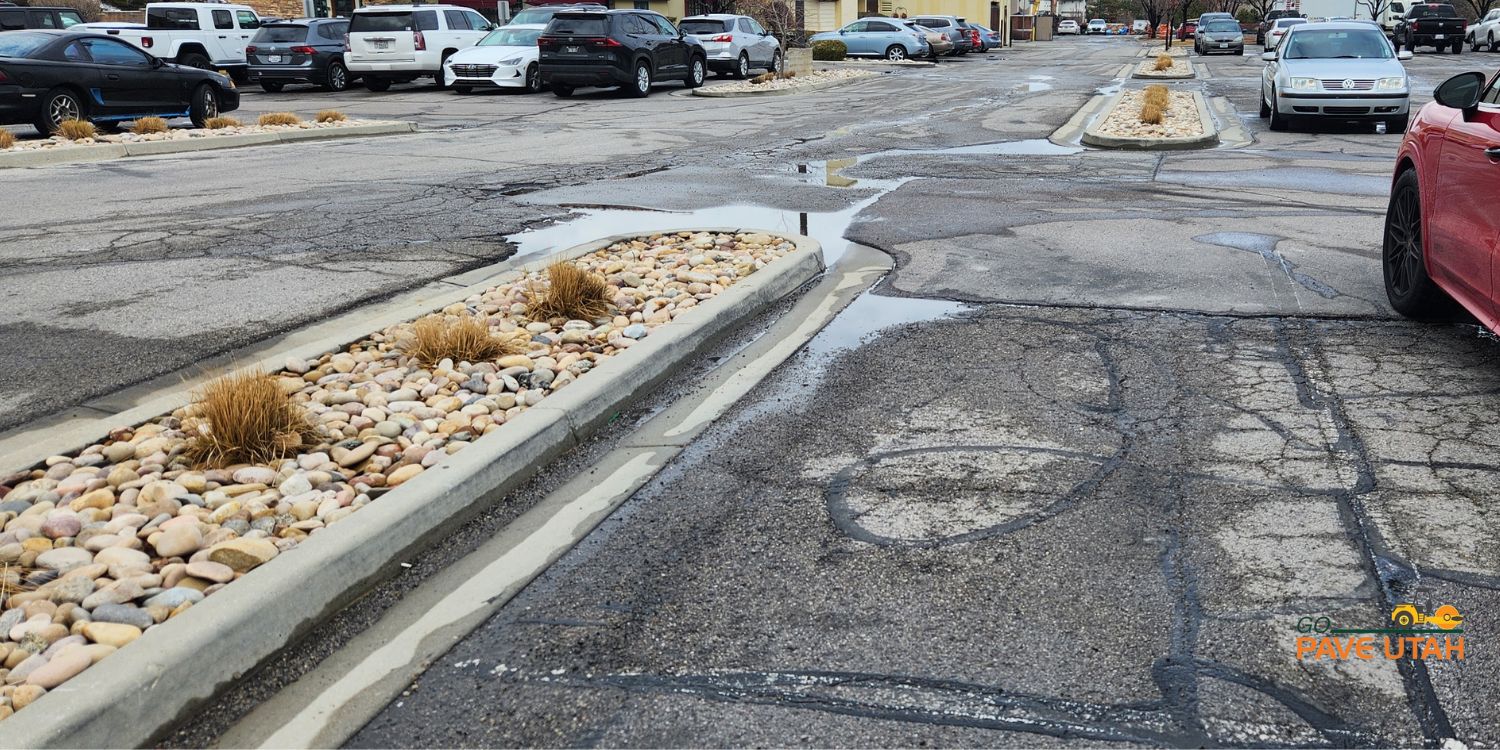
[957,21,982,51]
[679,13,779,78]
[1176,18,1198,40]
[810,17,929,60]
[346,3,494,91]
[1466,7,1500,51]
[1260,22,1412,132]
[1087,18,1108,34]
[0,29,239,134]
[246,18,354,92]
[1383,70,1500,329]
[1393,3,1466,53]
[1264,16,1307,48]
[537,10,706,97]
[1132,19,1149,33]
[505,4,603,28]
[1195,18,1244,55]
[443,23,544,93]
[910,15,971,54]
[77,2,262,79]
[903,21,953,57]
[0,5,85,31]
[970,22,1001,50]
[1057,19,1080,35]
[1258,9,1303,40]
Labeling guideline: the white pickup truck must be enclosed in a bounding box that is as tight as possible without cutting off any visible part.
[78,2,264,79]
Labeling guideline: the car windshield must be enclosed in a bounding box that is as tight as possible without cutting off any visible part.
[480,27,542,45]
[1090,19,1104,23]
[0,31,49,57]
[546,14,607,35]
[679,19,727,34]
[253,24,309,42]
[1206,21,1239,32]
[510,8,556,25]
[1282,28,1391,58]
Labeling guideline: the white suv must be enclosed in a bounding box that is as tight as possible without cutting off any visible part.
[346,4,493,91]
[1468,7,1500,50]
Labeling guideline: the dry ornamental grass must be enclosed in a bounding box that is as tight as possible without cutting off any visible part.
[56,119,96,141]
[258,112,301,127]
[203,116,242,129]
[315,109,347,123]
[1154,53,1173,71]
[404,315,524,367]
[0,130,13,150]
[182,368,320,468]
[527,261,612,321]
[130,116,169,134]
[1140,85,1170,124]
[1139,101,1165,124]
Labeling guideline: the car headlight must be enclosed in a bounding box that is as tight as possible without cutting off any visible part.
[1376,76,1407,91]
[500,57,522,66]
[1289,77,1319,90]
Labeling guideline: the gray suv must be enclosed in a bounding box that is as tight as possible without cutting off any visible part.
[910,15,971,55]
[679,13,781,78]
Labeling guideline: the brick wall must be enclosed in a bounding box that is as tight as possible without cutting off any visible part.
[245,0,309,18]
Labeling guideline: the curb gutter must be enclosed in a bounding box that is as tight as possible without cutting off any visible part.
[0,229,825,750]
[1081,91,1220,150]
[0,122,417,169]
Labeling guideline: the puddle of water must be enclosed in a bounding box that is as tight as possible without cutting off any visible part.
[803,291,970,359]
[1025,82,1054,92]
[1194,231,1339,298]
[857,138,1083,161]
[1160,167,1388,197]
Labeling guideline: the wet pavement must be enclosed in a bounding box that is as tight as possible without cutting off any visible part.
[53,33,1496,749]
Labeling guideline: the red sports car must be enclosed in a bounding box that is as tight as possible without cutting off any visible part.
[1384,70,1500,330]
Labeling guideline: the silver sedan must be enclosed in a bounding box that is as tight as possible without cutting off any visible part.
[1260,21,1413,132]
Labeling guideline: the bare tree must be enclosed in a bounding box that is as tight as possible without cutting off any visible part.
[1355,0,1398,20]
[1207,0,1243,13]
[733,0,797,73]
[1244,0,1277,20]
[1136,0,1170,34]
[1455,0,1499,20]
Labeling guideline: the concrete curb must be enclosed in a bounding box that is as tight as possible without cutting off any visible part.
[0,229,825,750]
[0,122,417,169]
[1131,62,1196,79]
[691,73,874,97]
[1081,91,1219,150]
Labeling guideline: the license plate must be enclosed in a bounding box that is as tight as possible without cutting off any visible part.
[267,54,283,63]
[1435,34,1445,39]
[372,39,391,50]
[1218,43,1227,47]
[564,45,582,53]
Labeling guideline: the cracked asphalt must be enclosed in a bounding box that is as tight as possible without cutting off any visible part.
[8,31,1497,749]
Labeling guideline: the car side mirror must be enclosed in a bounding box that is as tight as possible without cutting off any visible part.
[1397,49,1413,60]
[151,56,165,67]
[1261,50,1275,60]
[1434,70,1486,117]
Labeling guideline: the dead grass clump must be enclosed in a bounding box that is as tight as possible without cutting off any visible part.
[1139,100,1165,124]
[130,116,169,135]
[1143,84,1170,109]
[203,116,242,130]
[404,315,523,366]
[183,368,319,468]
[56,119,96,140]
[526,262,611,321]
[315,109,347,123]
[258,112,301,126]
[1154,53,1173,71]
[0,130,14,150]
[750,72,775,84]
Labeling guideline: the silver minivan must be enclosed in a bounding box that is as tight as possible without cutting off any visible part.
[678,14,780,78]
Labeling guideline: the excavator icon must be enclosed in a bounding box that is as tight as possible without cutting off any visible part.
[1391,604,1464,630]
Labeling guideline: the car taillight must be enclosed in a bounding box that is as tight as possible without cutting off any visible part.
[537,36,556,46]
[1411,21,1419,30]
[414,30,426,50]
[0,68,8,83]
[245,45,257,54]
[141,36,153,48]
[592,36,622,47]
[291,45,315,54]
[342,33,350,52]
[710,34,732,42]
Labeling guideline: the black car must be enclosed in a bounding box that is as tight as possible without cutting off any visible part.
[247,18,355,92]
[537,10,705,98]
[0,5,86,32]
[1393,3,1467,53]
[0,30,240,134]
[506,3,607,28]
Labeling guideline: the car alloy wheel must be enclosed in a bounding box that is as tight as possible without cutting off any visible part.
[633,62,651,97]
[736,53,749,78]
[526,64,540,93]
[772,50,783,72]
[46,91,81,130]
[201,86,218,119]
[686,57,705,88]
[886,44,906,61]
[1382,170,1447,317]
[328,62,348,91]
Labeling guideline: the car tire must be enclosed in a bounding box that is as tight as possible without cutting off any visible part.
[525,63,541,93]
[1470,34,1480,51]
[772,49,783,72]
[733,52,749,79]
[188,83,219,128]
[33,87,85,135]
[1259,88,1270,118]
[885,44,907,61]
[259,80,284,93]
[628,60,651,97]
[1268,87,1290,131]
[434,53,454,89]
[364,77,391,92]
[552,84,574,97]
[1453,39,1463,54]
[324,61,350,92]
[683,56,705,88]
[1386,113,1410,132]
[178,52,212,70]
[1383,169,1450,319]
[1489,33,1498,52]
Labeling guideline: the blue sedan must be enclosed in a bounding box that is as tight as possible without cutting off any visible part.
[810,18,929,60]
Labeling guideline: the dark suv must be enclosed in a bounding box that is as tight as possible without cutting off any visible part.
[0,5,86,31]
[247,18,356,92]
[538,10,706,97]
